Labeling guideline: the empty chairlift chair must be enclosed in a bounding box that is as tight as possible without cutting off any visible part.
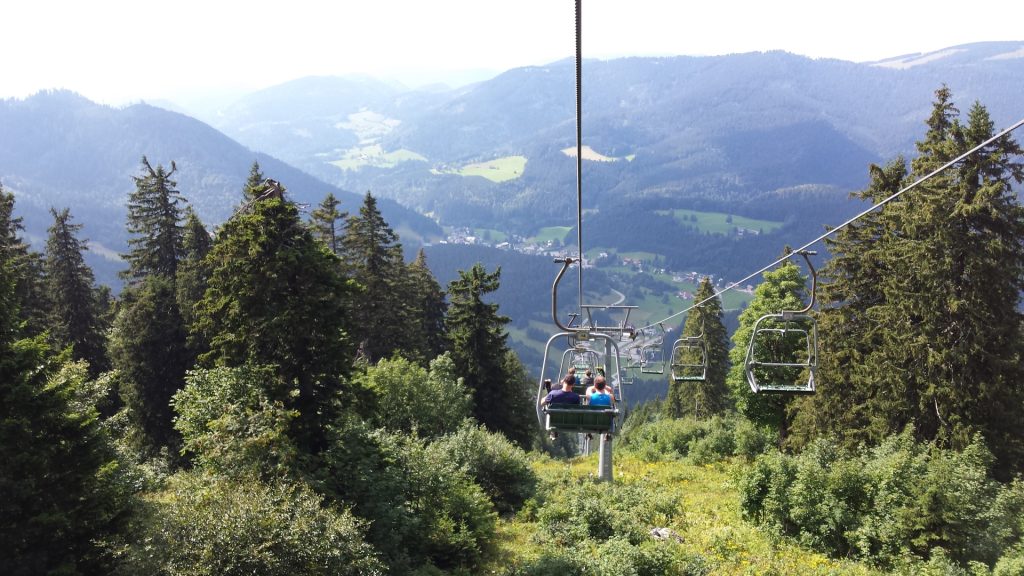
[744,251,819,394]
[671,324,707,382]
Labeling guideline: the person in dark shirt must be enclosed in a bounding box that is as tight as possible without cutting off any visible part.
[541,376,581,406]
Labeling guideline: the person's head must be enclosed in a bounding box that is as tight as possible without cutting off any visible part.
[562,376,575,390]
[568,367,576,375]
[595,376,606,391]
[585,369,592,377]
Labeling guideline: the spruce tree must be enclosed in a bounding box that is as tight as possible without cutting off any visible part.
[193,193,354,452]
[310,192,346,256]
[403,249,449,365]
[0,241,127,575]
[241,160,266,201]
[790,158,905,447]
[112,158,190,457]
[665,277,730,419]
[175,208,212,356]
[726,260,810,445]
[122,156,185,282]
[446,263,530,447]
[109,275,190,457]
[340,192,408,362]
[793,88,1024,476]
[0,185,48,337]
[44,207,108,375]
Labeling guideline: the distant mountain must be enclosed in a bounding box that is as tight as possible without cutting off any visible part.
[0,90,442,287]
[208,42,1024,231]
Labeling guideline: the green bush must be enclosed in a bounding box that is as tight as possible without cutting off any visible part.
[738,448,797,535]
[733,418,775,459]
[623,414,766,464]
[318,420,496,573]
[428,421,537,515]
[787,440,870,555]
[357,353,472,438]
[621,416,717,461]
[503,552,586,576]
[994,547,1024,576]
[534,475,683,546]
[739,429,1024,570]
[688,419,736,464]
[172,365,298,478]
[589,536,681,576]
[119,471,383,576]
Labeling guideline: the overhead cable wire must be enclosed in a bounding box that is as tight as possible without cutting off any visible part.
[637,116,1024,332]
[575,0,584,315]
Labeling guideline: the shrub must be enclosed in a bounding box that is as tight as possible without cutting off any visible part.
[739,429,1023,570]
[787,439,869,555]
[994,547,1024,576]
[172,365,298,478]
[621,416,714,461]
[687,418,736,464]
[120,471,383,576]
[738,448,797,535]
[428,421,538,515]
[357,353,472,438]
[318,420,496,573]
[503,552,587,576]
[534,475,683,546]
[589,536,681,576]
[733,417,775,459]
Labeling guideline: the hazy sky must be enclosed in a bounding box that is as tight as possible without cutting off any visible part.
[3,0,1021,105]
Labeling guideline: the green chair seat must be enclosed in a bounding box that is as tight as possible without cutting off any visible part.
[544,404,617,432]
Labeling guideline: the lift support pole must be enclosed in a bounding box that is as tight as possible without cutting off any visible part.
[598,434,613,481]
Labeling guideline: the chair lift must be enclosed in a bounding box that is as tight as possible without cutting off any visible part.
[744,250,819,394]
[671,321,707,382]
[639,324,667,375]
[536,258,624,435]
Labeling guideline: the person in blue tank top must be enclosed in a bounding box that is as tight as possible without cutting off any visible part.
[586,376,615,408]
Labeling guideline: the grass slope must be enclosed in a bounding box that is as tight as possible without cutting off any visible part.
[484,453,880,575]
[658,209,784,235]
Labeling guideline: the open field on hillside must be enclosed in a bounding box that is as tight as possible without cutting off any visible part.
[330,144,426,170]
[658,209,784,235]
[433,155,528,182]
[530,226,573,245]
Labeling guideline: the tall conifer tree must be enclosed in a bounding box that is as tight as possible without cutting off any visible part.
[340,192,407,362]
[310,193,346,256]
[44,207,108,375]
[175,208,212,356]
[446,263,531,447]
[403,249,449,365]
[0,234,127,575]
[193,193,354,452]
[122,156,185,282]
[241,160,266,201]
[794,88,1024,476]
[0,185,48,337]
[666,277,730,419]
[112,158,190,457]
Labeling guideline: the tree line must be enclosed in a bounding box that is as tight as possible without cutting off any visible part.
[1,157,540,574]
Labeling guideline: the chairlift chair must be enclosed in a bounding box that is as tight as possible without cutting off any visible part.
[670,334,707,382]
[639,344,666,374]
[744,251,819,395]
[537,333,624,434]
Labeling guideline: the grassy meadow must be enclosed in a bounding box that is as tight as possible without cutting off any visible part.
[483,452,880,575]
[658,209,784,235]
